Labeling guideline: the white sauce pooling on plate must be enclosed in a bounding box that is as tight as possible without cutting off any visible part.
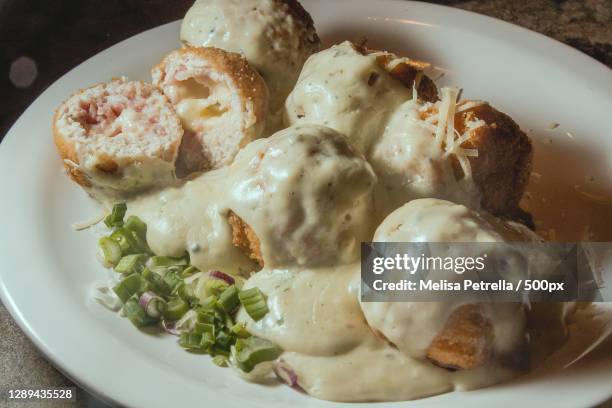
[237,264,367,355]
[127,167,256,275]
[126,126,548,401]
[236,261,522,401]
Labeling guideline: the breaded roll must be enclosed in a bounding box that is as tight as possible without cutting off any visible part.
[361,199,538,370]
[53,78,183,202]
[225,124,377,268]
[285,41,437,153]
[454,102,533,218]
[152,46,268,177]
[180,0,320,133]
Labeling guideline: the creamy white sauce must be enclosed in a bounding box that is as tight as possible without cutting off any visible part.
[370,99,479,215]
[361,198,539,361]
[285,41,411,153]
[286,42,480,217]
[236,260,523,401]
[123,112,561,401]
[231,199,545,401]
[129,124,376,273]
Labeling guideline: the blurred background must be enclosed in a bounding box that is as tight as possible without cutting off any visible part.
[0,0,610,406]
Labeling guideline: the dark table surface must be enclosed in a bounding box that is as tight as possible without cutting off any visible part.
[1,0,611,407]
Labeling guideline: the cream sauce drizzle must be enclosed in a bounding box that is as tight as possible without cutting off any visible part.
[128,124,376,274]
[285,42,479,218]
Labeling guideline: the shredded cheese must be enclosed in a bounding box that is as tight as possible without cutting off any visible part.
[456,100,486,113]
[72,210,107,231]
[435,87,484,180]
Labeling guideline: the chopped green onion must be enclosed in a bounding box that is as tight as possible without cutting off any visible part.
[214,306,233,328]
[104,203,127,228]
[176,282,196,304]
[198,295,217,309]
[239,287,269,321]
[142,268,172,296]
[114,254,148,274]
[149,254,189,268]
[218,285,239,313]
[110,228,137,254]
[196,311,215,325]
[215,330,232,349]
[180,265,199,278]
[205,278,229,297]
[145,297,166,318]
[179,332,203,350]
[213,347,230,357]
[201,332,215,349]
[113,274,147,303]
[98,237,122,268]
[212,355,229,367]
[230,322,251,338]
[124,215,147,238]
[163,297,189,321]
[123,298,157,327]
[163,271,183,294]
[234,337,282,373]
[129,230,151,254]
[193,322,215,336]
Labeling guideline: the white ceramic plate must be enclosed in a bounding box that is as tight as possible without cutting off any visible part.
[1,1,611,407]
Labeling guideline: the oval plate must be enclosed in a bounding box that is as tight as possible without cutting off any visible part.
[0,1,611,407]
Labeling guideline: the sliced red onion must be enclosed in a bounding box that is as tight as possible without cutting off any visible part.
[273,362,302,390]
[139,291,164,318]
[161,319,180,335]
[209,270,235,285]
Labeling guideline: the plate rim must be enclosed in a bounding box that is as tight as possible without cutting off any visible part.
[0,1,611,407]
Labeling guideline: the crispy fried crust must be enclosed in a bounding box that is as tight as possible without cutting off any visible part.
[52,111,92,187]
[455,103,533,218]
[375,55,438,103]
[426,304,493,370]
[353,43,438,103]
[228,210,264,268]
[279,0,320,45]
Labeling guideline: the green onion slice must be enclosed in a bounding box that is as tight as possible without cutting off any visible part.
[124,215,147,238]
[234,337,282,373]
[98,237,122,268]
[180,265,199,278]
[218,285,239,313]
[193,322,215,336]
[141,268,172,296]
[149,254,189,268]
[238,287,269,321]
[212,355,229,367]
[205,278,229,297]
[104,203,127,228]
[113,274,147,303]
[163,297,190,321]
[123,298,157,327]
[114,254,148,274]
[179,332,203,350]
[230,322,251,338]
